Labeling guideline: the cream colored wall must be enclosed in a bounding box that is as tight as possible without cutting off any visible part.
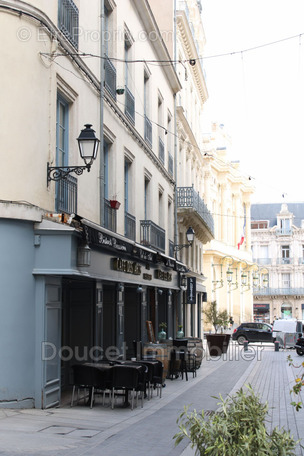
[202,125,255,326]
[0,3,101,214]
[0,0,178,256]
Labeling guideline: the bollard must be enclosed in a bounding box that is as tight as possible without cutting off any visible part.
[243,340,248,351]
[274,341,280,352]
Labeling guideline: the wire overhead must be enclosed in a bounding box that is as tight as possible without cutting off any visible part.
[41,30,304,66]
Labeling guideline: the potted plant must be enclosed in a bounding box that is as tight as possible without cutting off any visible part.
[158,322,167,341]
[176,325,184,339]
[174,385,298,455]
[109,199,121,210]
[204,301,231,356]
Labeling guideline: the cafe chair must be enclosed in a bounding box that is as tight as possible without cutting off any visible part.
[111,365,143,410]
[91,367,112,407]
[169,339,189,381]
[152,360,164,398]
[71,364,95,408]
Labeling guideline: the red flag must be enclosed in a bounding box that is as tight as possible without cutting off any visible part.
[238,218,246,250]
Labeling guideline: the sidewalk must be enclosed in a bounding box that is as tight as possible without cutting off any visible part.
[0,344,303,455]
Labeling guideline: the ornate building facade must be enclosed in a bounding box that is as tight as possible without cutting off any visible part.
[252,202,304,323]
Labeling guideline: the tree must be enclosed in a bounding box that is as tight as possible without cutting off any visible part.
[204,301,230,333]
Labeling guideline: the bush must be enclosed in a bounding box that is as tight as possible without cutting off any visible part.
[174,385,299,455]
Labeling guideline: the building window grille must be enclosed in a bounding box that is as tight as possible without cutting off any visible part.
[56,175,77,214]
[58,0,79,49]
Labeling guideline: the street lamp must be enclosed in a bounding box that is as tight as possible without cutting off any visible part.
[174,226,195,252]
[47,124,100,182]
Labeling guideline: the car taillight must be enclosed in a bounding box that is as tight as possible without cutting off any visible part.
[233,328,237,334]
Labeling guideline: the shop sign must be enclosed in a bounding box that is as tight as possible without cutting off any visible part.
[187,277,196,304]
[138,249,155,261]
[155,270,172,281]
[164,258,175,268]
[143,273,152,280]
[253,303,270,311]
[175,262,189,273]
[112,258,141,275]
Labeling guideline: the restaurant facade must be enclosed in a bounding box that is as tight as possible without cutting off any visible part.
[0,0,213,409]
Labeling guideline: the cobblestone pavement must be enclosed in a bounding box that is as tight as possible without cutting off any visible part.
[0,344,303,455]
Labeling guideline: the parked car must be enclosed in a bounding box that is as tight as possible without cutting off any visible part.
[232,322,273,345]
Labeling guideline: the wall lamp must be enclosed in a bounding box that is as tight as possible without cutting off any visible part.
[174,227,195,252]
[212,256,239,292]
[240,260,251,292]
[253,266,269,289]
[47,124,100,182]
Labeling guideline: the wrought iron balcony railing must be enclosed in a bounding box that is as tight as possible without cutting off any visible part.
[177,186,214,236]
[140,220,165,253]
[168,152,173,176]
[158,137,164,164]
[125,211,136,241]
[275,228,293,236]
[277,258,293,265]
[254,288,304,296]
[252,258,271,265]
[56,175,77,214]
[125,86,135,124]
[104,56,117,100]
[58,0,79,49]
[144,116,152,147]
[104,199,117,232]
[169,240,174,258]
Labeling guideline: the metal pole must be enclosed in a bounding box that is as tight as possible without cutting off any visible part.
[99,0,105,226]
[173,0,182,331]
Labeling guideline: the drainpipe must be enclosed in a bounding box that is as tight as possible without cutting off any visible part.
[99,0,105,226]
[173,0,183,330]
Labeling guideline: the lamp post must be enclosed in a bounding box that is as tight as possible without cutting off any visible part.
[47,124,100,182]
[173,226,195,253]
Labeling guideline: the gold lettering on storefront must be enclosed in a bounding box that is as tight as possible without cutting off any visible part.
[112,258,141,275]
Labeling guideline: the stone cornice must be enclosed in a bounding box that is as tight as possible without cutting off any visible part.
[177,12,208,104]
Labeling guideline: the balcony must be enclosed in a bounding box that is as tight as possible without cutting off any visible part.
[159,137,164,164]
[144,116,152,147]
[104,199,117,232]
[252,258,271,265]
[58,0,79,49]
[168,152,173,176]
[140,220,165,253]
[254,288,304,297]
[104,56,117,100]
[277,258,293,265]
[169,240,174,258]
[275,228,293,236]
[56,175,77,214]
[125,211,136,241]
[125,86,135,124]
[177,186,214,243]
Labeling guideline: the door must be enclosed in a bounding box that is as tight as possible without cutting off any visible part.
[260,323,273,342]
[43,279,61,409]
[103,284,117,355]
[124,287,141,358]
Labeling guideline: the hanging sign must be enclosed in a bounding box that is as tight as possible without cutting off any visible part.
[187,277,196,304]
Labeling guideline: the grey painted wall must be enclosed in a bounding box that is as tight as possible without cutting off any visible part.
[0,219,36,407]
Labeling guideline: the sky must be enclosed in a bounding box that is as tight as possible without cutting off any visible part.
[201,0,304,203]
